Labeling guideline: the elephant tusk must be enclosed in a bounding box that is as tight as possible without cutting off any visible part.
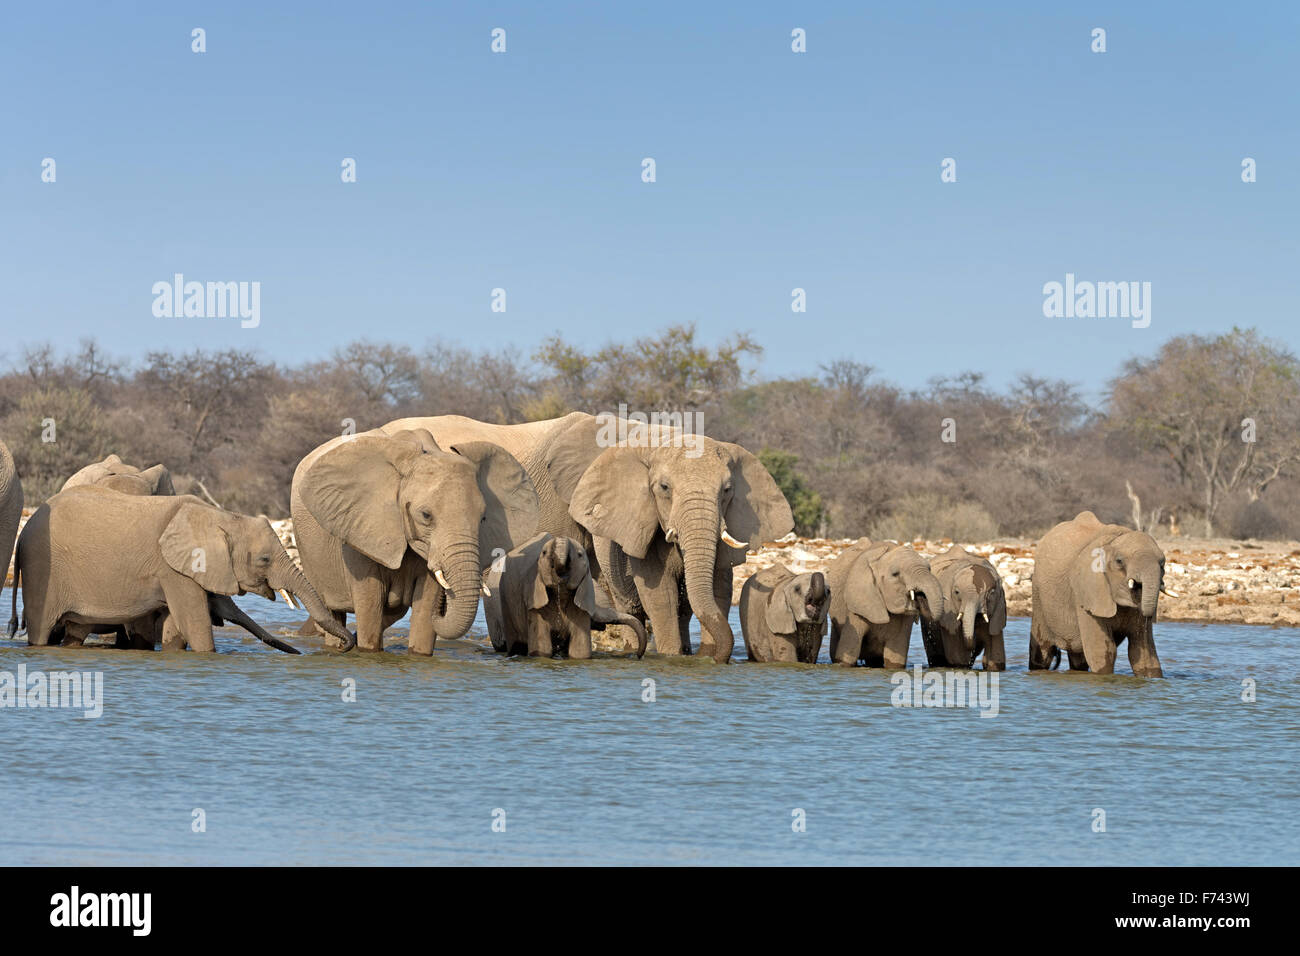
[1161,587,1180,598]
[720,529,746,548]
[909,589,916,601]
[981,611,989,623]
[481,583,491,597]
[1127,578,1136,590]
[664,527,678,544]
[278,589,296,609]
[955,610,962,622]
[435,568,451,590]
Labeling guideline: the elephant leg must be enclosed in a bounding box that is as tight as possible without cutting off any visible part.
[1076,610,1116,674]
[162,579,216,652]
[638,578,686,657]
[407,572,437,656]
[831,619,864,666]
[568,619,592,660]
[1027,619,1055,671]
[982,632,1006,671]
[350,573,387,652]
[1127,619,1163,678]
[880,618,911,670]
[61,621,90,648]
[160,613,187,651]
[1067,649,1089,671]
[527,613,553,658]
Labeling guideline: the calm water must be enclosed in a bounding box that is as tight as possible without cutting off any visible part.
[0,586,1295,865]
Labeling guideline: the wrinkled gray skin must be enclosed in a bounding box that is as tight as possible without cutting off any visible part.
[739,566,830,663]
[9,486,353,653]
[0,440,21,599]
[1030,511,1165,677]
[484,533,647,659]
[918,545,1007,670]
[824,539,944,668]
[62,454,175,496]
[291,428,539,653]
[379,415,793,664]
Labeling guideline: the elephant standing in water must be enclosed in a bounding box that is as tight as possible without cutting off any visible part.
[1,440,21,594]
[379,414,793,663]
[62,454,175,496]
[739,566,830,663]
[483,533,647,658]
[823,539,944,668]
[1030,511,1166,677]
[291,428,539,653]
[918,545,1007,670]
[10,486,353,653]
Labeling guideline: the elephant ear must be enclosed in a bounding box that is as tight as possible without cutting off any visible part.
[300,435,419,570]
[451,441,539,569]
[988,581,1008,635]
[567,545,599,618]
[141,463,175,496]
[721,443,795,548]
[388,427,442,453]
[1071,539,1118,618]
[160,503,239,595]
[764,578,798,635]
[569,447,659,559]
[544,414,603,503]
[845,552,891,625]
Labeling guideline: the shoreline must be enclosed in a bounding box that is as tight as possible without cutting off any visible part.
[8,512,1299,628]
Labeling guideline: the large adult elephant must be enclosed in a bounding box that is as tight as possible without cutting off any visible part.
[10,486,352,653]
[290,428,539,653]
[1029,511,1166,677]
[62,454,175,496]
[823,538,944,668]
[1,440,21,593]
[379,414,793,663]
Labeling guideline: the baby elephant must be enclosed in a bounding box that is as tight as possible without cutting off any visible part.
[484,533,647,658]
[918,545,1007,670]
[739,566,830,663]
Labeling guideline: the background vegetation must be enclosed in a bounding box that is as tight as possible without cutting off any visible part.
[3,325,1297,540]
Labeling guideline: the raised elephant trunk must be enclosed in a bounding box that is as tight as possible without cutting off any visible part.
[430,534,482,639]
[906,569,944,623]
[679,498,733,663]
[272,553,356,651]
[807,572,826,607]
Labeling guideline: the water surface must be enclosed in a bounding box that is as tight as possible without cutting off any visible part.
[1,588,1294,865]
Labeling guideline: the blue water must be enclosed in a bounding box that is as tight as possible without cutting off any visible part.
[0,587,1295,865]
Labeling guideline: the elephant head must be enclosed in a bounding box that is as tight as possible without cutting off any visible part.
[845,543,945,626]
[948,563,1006,645]
[568,433,792,663]
[534,535,597,614]
[300,433,539,640]
[765,571,831,636]
[63,454,175,496]
[158,502,355,651]
[1072,528,1165,620]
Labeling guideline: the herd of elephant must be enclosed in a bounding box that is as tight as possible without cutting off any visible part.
[0,413,1169,676]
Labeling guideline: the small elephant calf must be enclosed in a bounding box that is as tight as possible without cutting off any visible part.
[918,545,1007,670]
[739,566,830,663]
[483,533,647,658]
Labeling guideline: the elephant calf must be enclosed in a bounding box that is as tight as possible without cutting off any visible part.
[484,533,647,659]
[918,545,1007,670]
[1030,511,1166,677]
[824,538,944,668]
[739,566,830,663]
[9,486,355,654]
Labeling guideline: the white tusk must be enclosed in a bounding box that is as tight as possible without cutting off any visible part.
[481,584,491,597]
[1127,578,1136,589]
[278,589,295,608]
[1161,587,1180,598]
[955,610,962,622]
[435,568,451,590]
[981,611,989,623]
[909,589,916,601]
[664,527,678,544]
[720,530,746,548]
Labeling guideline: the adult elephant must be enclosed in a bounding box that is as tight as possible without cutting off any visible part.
[290,428,538,653]
[1029,511,1166,677]
[1,440,21,593]
[10,486,352,653]
[823,538,944,668]
[62,454,175,496]
[380,414,793,663]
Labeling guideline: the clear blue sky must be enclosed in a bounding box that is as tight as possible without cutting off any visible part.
[2,1,1296,397]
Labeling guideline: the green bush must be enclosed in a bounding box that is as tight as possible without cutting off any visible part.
[759,448,826,537]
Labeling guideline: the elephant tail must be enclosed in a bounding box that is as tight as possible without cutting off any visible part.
[1049,646,1061,670]
[7,565,18,639]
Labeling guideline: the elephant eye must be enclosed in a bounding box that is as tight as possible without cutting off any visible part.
[419,509,433,522]
[657,480,671,494]
[257,555,271,567]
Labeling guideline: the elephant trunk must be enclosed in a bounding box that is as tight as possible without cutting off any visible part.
[807,572,826,607]
[679,500,732,663]
[272,554,356,651]
[960,595,978,644]
[591,603,648,658]
[907,569,944,622]
[1135,559,1161,618]
[430,535,482,640]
